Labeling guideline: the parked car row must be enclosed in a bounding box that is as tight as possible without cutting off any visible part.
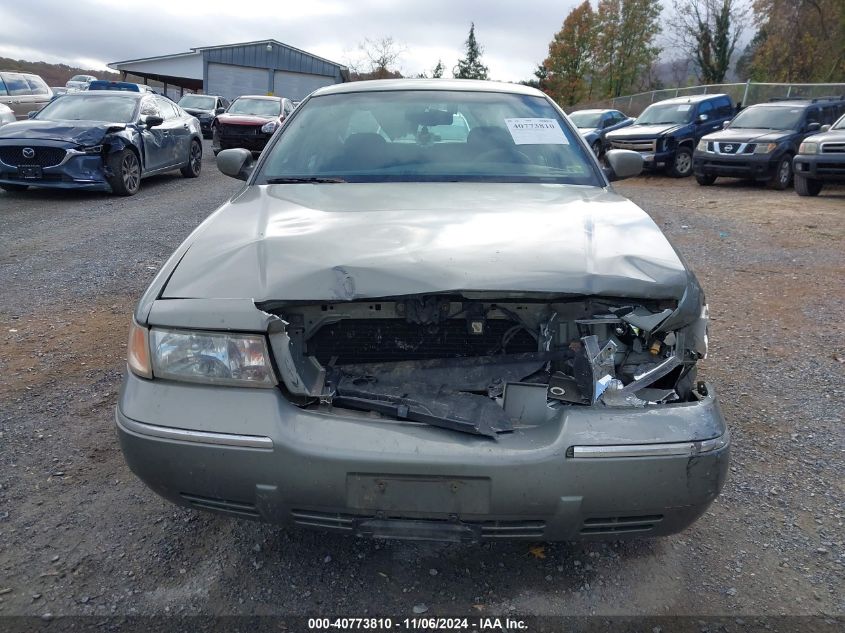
[569,93,845,195]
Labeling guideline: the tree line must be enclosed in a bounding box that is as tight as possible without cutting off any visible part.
[354,1,843,107]
[537,0,844,107]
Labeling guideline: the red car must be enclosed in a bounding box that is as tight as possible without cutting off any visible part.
[212,95,295,155]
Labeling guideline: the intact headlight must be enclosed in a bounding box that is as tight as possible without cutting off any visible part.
[754,143,778,154]
[148,328,277,387]
[799,141,818,154]
[261,120,278,134]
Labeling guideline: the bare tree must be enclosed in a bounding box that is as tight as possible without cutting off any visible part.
[674,0,748,83]
[352,37,406,80]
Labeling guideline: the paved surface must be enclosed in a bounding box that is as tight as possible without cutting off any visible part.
[1,150,843,618]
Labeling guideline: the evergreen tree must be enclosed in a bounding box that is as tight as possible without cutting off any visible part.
[432,59,445,78]
[454,23,489,80]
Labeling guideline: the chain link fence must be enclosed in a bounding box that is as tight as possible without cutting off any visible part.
[574,82,845,116]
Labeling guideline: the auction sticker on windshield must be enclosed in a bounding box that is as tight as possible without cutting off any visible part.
[505,118,568,145]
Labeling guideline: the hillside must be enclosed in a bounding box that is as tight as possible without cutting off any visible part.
[0,56,118,88]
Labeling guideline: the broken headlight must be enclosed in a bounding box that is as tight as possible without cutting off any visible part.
[148,328,277,387]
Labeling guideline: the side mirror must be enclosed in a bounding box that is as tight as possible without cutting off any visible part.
[216,148,254,181]
[145,115,164,128]
[806,122,821,132]
[27,110,39,119]
[697,113,709,123]
[722,120,730,129]
[821,124,831,132]
[603,149,643,182]
[215,107,225,115]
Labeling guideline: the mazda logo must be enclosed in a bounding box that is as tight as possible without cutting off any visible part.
[22,147,35,159]
[723,144,733,152]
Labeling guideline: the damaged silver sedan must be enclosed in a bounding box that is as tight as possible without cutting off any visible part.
[117,80,729,542]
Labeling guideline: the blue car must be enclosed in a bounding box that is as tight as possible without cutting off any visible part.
[0,91,203,195]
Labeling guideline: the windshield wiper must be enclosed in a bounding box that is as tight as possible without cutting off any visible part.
[265,177,347,184]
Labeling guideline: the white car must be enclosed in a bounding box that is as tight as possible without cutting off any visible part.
[0,103,15,127]
[65,74,96,91]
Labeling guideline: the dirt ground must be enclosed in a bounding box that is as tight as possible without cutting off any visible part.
[0,157,843,623]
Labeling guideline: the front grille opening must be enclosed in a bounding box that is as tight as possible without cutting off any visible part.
[0,146,66,168]
[580,514,663,535]
[180,493,259,518]
[307,318,536,365]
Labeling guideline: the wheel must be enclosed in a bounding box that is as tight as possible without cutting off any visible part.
[180,139,202,178]
[591,140,602,157]
[794,173,823,196]
[0,183,28,192]
[695,173,717,186]
[667,146,694,177]
[107,148,141,196]
[768,155,793,190]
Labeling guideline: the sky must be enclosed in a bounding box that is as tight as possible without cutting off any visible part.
[0,0,589,82]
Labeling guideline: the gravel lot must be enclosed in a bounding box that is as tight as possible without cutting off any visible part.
[1,144,843,621]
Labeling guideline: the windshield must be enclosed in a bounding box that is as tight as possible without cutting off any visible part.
[228,98,281,116]
[729,106,804,130]
[568,111,603,128]
[257,90,600,185]
[35,94,138,122]
[69,75,90,82]
[636,103,695,125]
[179,95,215,110]
[833,114,845,130]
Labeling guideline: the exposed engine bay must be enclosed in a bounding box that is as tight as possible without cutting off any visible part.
[260,294,708,439]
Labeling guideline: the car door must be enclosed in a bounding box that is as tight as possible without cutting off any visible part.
[694,100,722,139]
[156,97,189,166]
[24,74,52,111]
[139,97,170,172]
[1,72,35,118]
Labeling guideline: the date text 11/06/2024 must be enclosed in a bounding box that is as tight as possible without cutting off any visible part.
[308,617,529,631]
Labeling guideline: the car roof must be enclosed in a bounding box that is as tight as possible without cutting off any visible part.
[751,100,814,108]
[62,90,144,99]
[312,79,546,98]
[571,108,615,114]
[653,93,730,105]
[234,95,283,101]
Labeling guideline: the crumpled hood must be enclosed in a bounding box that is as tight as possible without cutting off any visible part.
[704,128,791,144]
[216,113,276,125]
[607,123,683,139]
[0,119,126,145]
[163,183,690,302]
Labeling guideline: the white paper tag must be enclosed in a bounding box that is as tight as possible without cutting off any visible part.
[505,118,569,145]
[677,105,692,112]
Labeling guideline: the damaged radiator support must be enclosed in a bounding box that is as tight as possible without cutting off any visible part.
[262,298,693,438]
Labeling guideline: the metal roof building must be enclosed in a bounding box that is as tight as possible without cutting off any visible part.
[109,39,347,101]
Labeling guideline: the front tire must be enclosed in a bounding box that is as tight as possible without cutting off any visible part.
[794,173,823,196]
[768,155,793,190]
[668,146,694,178]
[107,149,141,196]
[180,139,202,178]
[0,183,29,192]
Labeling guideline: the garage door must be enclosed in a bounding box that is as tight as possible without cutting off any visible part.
[273,70,335,101]
[207,63,268,101]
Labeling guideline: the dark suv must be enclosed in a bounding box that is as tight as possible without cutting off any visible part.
[693,97,845,189]
[792,112,845,196]
[606,94,734,177]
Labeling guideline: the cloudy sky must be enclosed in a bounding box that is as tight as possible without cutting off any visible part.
[0,0,593,81]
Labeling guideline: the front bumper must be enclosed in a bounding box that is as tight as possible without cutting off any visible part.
[694,151,779,180]
[213,132,272,153]
[0,142,111,191]
[116,372,730,541]
[793,154,845,181]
